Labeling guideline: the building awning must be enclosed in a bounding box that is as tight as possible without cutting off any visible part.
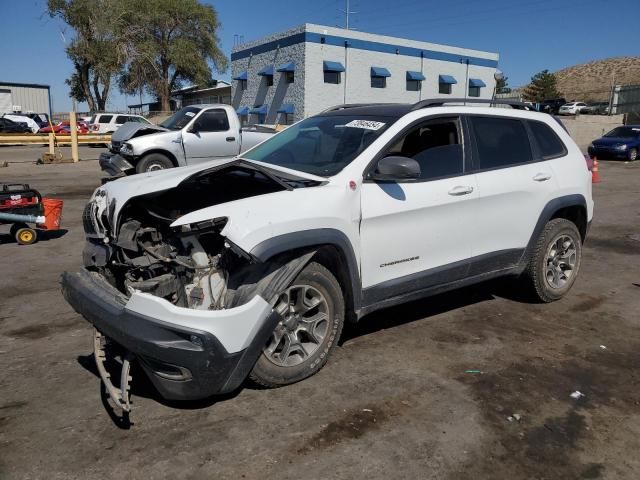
[371,67,391,77]
[469,78,486,87]
[276,62,295,72]
[277,103,294,114]
[406,71,426,81]
[236,106,249,115]
[250,105,268,115]
[323,60,345,72]
[439,75,458,84]
[258,65,274,76]
[233,71,247,81]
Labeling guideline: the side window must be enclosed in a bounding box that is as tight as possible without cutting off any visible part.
[98,114,113,123]
[528,120,567,159]
[384,117,464,180]
[470,116,532,170]
[115,115,129,124]
[195,110,230,132]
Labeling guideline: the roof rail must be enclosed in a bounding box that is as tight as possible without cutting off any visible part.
[322,103,398,113]
[410,98,531,111]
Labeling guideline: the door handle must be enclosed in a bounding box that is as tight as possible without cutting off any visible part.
[226,136,236,142]
[533,172,551,182]
[448,185,474,196]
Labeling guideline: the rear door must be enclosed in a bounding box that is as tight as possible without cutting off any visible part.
[466,115,561,274]
[359,115,477,295]
[182,108,239,162]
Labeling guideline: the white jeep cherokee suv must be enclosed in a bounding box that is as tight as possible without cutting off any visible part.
[62,99,593,411]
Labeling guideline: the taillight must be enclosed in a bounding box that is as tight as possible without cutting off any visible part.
[91,124,99,131]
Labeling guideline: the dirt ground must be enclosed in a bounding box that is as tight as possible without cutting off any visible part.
[0,157,639,480]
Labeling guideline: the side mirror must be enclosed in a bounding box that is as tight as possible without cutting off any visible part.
[188,121,200,133]
[371,156,421,181]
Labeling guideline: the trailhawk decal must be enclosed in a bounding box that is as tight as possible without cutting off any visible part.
[345,120,386,131]
[380,256,419,268]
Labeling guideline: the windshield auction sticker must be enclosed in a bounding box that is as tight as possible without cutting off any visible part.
[345,120,386,131]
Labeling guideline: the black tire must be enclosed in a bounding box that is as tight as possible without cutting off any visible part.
[628,148,638,161]
[15,227,37,245]
[10,222,27,239]
[521,218,582,302]
[249,262,344,388]
[136,153,174,173]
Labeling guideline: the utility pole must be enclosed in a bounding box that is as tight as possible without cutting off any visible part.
[340,0,357,29]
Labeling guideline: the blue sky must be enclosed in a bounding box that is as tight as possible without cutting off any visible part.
[2,0,638,112]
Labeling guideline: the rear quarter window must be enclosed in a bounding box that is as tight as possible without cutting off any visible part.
[469,116,532,170]
[98,115,113,123]
[527,120,567,159]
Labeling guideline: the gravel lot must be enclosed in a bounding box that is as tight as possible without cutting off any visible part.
[0,156,639,479]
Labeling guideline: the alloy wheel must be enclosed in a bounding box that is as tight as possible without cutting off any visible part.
[265,285,330,367]
[545,234,577,289]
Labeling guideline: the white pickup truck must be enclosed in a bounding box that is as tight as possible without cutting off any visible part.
[99,104,276,175]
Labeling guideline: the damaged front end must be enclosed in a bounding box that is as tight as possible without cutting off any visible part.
[63,162,316,408]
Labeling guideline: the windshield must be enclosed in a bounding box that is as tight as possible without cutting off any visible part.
[242,114,396,176]
[604,127,640,138]
[159,106,201,130]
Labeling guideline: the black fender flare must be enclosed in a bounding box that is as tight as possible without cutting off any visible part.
[250,228,363,312]
[521,193,588,264]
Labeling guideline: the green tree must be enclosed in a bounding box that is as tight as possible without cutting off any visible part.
[496,75,511,94]
[48,0,126,111]
[121,0,227,112]
[523,70,561,102]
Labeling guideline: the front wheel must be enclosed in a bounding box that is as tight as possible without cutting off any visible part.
[521,218,582,302]
[136,153,174,173]
[628,148,638,161]
[249,262,344,388]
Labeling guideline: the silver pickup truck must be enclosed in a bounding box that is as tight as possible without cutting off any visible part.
[100,104,276,175]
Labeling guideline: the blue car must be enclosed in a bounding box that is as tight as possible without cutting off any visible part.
[588,125,640,161]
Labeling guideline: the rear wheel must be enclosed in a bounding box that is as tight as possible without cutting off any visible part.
[136,153,174,173]
[521,218,582,302]
[249,262,344,388]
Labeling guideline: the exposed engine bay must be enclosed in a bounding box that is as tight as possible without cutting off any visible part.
[83,162,318,310]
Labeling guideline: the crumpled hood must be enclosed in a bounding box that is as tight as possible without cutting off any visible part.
[111,121,168,143]
[93,158,326,227]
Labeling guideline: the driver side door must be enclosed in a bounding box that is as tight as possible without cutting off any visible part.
[359,116,477,301]
[182,109,240,162]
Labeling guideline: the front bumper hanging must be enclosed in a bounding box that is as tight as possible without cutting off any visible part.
[61,269,281,402]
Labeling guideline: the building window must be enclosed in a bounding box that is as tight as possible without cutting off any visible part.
[324,71,341,84]
[240,79,247,91]
[439,83,452,95]
[407,80,421,91]
[371,76,386,89]
[265,76,273,87]
[468,86,481,97]
[285,71,294,84]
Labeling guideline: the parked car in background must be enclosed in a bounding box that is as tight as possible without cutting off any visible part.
[0,117,32,133]
[99,105,276,175]
[2,114,40,133]
[89,113,151,134]
[539,98,567,114]
[39,121,90,134]
[559,102,587,115]
[580,102,608,115]
[588,125,640,161]
[20,112,51,128]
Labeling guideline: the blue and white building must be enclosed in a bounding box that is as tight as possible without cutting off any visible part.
[231,24,499,124]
